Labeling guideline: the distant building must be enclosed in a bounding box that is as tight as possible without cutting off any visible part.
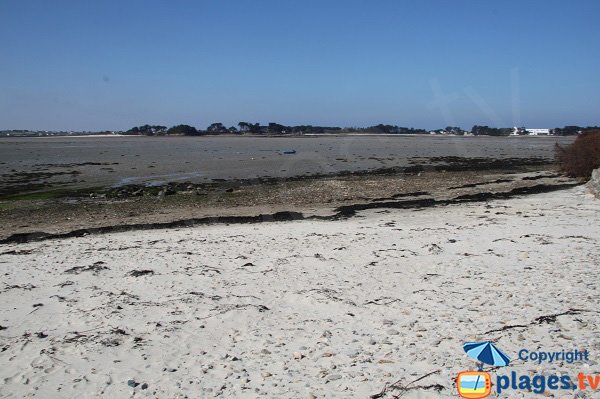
[525,128,551,136]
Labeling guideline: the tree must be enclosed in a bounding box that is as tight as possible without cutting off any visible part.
[166,124,200,136]
[238,122,262,134]
[238,122,250,132]
[268,123,289,134]
[470,125,510,136]
[206,123,227,134]
[124,125,167,135]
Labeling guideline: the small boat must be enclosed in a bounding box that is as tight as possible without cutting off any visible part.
[282,149,296,154]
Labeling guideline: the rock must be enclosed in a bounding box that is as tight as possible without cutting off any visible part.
[141,383,148,390]
[293,351,304,360]
[588,168,600,198]
[387,329,400,335]
[327,374,342,381]
[36,332,48,339]
[261,372,272,378]
[127,379,139,388]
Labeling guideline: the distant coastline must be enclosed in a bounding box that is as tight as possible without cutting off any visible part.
[1,123,597,138]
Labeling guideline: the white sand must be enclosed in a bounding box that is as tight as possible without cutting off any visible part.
[1,186,599,398]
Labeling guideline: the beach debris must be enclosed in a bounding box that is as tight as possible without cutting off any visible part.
[424,243,443,254]
[3,283,37,292]
[0,325,7,330]
[484,308,594,334]
[364,297,401,306]
[36,332,48,339]
[261,372,272,378]
[0,249,35,255]
[64,261,108,275]
[293,351,304,360]
[369,370,441,399]
[128,269,154,277]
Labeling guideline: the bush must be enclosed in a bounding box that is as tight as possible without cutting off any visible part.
[555,130,600,179]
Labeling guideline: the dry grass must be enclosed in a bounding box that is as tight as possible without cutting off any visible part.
[555,130,600,179]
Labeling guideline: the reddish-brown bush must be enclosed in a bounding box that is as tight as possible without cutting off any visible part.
[555,130,600,179]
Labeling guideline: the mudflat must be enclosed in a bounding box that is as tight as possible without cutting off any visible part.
[0,135,574,195]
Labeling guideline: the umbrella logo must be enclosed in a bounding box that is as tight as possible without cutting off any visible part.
[456,342,511,398]
[463,341,511,369]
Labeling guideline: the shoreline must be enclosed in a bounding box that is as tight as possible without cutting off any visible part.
[0,162,577,243]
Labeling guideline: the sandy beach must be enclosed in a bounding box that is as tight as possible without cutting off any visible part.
[1,183,598,398]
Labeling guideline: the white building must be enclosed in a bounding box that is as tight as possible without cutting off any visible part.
[526,128,551,136]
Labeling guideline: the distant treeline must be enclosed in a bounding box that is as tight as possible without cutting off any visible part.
[1,124,598,137]
[122,123,599,137]
[123,123,430,136]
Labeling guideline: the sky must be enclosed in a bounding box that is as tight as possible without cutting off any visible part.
[1,0,599,131]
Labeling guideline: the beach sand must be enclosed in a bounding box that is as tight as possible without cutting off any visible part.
[0,186,599,398]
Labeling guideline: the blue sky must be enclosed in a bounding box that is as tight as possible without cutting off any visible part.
[1,0,599,131]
